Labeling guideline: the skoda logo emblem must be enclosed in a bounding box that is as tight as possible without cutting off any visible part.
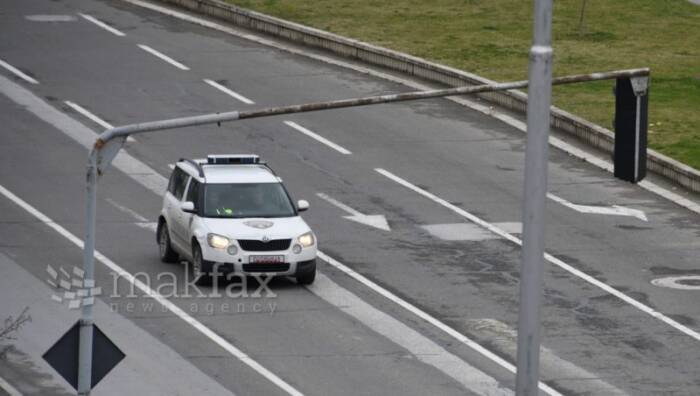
[261,236,270,243]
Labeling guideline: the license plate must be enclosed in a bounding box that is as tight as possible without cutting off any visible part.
[250,255,284,264]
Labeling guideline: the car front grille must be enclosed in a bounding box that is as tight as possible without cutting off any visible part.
[242,263,290,273]
[237,239,292,251]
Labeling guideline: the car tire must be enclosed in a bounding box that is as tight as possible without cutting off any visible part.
[191,243,213,286]
[158,222,179,263]
[295,260,316,285]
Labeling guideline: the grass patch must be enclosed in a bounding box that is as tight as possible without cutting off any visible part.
[227,0,700,170]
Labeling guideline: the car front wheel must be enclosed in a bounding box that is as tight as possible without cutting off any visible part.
[295,259,316,285]
[191,244,213,286]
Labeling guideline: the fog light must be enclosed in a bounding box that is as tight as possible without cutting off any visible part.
[227,245,238,255]
[292,244,302,254]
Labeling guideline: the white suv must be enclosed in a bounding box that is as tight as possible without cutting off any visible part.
[157,155,317,285]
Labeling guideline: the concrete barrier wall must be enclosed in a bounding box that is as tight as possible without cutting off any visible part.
[157,0,700,193]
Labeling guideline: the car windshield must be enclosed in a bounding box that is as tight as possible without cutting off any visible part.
[203,183,296,218]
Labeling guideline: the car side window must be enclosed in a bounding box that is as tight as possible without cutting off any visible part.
[167,167,188,200]
[185,179,200,208]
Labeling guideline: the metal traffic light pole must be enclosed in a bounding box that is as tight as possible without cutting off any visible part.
[515,0,554,394]
[77,66,647,395]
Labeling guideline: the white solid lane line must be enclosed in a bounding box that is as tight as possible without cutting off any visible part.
[283,121,352,155]
[203,79,255,105]
[308,271,513,396]
[0,59,38,85]
[0,183,304,396]
[64,101,136,142]
[137,44,190,71]
[317,251,561,396]
[78,13,126,37]
[375,168,700,343]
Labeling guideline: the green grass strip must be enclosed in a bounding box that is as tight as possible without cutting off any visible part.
[228,0,700,170]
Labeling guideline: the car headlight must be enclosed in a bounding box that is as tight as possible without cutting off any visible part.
[207,233,230,249]
[298,232,315,248]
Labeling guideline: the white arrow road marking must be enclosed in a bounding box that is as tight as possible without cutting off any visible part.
[547,193,648,221]
[316,193,390,231]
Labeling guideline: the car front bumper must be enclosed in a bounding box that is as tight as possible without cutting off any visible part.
[202,245,317,276]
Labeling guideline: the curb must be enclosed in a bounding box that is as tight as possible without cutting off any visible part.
[157,0,700,194]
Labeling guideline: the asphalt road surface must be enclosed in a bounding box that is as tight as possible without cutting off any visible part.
[1,0,700,395]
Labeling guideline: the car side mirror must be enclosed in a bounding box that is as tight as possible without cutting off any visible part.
[297,200,309,212]
[181,201,196,214]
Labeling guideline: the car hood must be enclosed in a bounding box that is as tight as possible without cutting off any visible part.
[200,216,311,240]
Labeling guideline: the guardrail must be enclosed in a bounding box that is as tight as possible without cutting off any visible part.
[155,0,700,193]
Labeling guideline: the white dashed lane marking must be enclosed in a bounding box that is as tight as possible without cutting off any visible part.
[137,44,190,71]
[284,121,352,155]
[79,13,126,36]
[0,59,38,84]
[26,15,77,22]
[64,100,114,129]
[64,101,136,142]
[203,79,255,104]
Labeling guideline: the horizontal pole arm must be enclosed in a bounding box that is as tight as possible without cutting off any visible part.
[96,67,649,148]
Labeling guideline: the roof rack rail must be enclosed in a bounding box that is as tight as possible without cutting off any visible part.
[178,158,204,178]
